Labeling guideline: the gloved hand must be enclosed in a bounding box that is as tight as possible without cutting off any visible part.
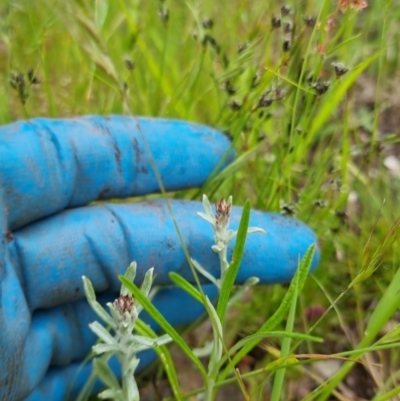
[0,116,319,401]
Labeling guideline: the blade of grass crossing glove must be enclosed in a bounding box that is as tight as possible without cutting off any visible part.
[169,272,203,303]
[217,199,251,322]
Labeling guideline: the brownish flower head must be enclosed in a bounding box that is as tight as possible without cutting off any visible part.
[215,198,231,230]
[114,295,134,315]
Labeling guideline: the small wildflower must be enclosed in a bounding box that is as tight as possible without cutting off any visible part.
[215,198,232,234]
[82,262,171,401]
[114,294,134,315]
[196,195,265,286]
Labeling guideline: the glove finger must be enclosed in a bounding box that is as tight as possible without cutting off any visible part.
[9,200,319,311]
[22,284,218,401]
[0,116,233,231]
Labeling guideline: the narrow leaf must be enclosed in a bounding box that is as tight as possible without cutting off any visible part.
[136,319,184,401]
[140,268,154,299]
[93,357,121,391]
[217,199,251,322]
[92,343,120,355]
[82,276,117,329]
[89,321,116,345]
[220,244,316,380]
[121,262,137,296]
[227,277,260,307]
[191,258,219,287]
[169,272,203,303]
[202,194,214,219]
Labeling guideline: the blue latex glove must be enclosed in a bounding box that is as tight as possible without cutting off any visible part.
[0,116,319,401]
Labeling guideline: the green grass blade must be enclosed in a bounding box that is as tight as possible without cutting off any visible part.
[309,52,379,138]
[215,331,322,372]
[216,199,251,322]
[119,276,207,379]
[307,265,400,401]
[169,272,203,303]
[372,384,400,401]
[270,258,300,401]
[135,319,183,401]
[219,244,316,381]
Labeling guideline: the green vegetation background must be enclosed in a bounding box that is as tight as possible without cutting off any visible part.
[1,0,400,399]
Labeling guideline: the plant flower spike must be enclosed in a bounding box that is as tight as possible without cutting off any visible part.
[194,194,266,290]
[82,262,171,401]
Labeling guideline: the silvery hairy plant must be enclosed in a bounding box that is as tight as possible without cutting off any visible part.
[192,195,265,401]
[82,262,171,401]
[193,194,265,293]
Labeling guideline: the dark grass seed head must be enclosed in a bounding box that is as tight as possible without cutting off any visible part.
[223,80,236,96]
[281,5,291,15]
[271,16,282,29]
[284,22,293,33]
[283,39,291,52]
[202,18,214,29]
[237,42,248,54]
[304,15,316,27]
[158,7,169,24]
[332,62,349,77]
[27,69,40,84]
[124,59,135,70]
[228,100,241,111]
